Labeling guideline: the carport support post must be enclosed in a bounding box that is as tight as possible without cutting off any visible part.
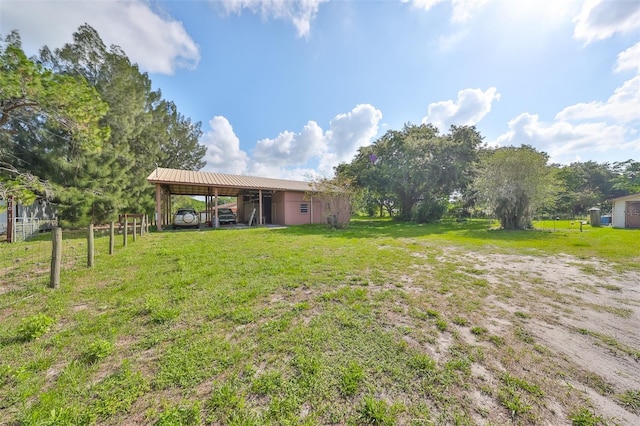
[259,189,263,225]
[215,188,219,228]
[155,184,162,231]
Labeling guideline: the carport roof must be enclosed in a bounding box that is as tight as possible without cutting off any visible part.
[147,167,315,196]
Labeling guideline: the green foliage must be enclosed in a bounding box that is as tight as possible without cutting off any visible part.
[2,25,205,224]
[569,407,605,425]
[90,361,150,418]
[251,371,282,396]
[357,396,398,425]
[614,389,640,415]
[475,145,557,229]
[16,314,54,341]
[340,361,365,396]
[411,196,448,223]
[338,124,482,221]
[470,326,487,336]
[155,401,201,426]
[81,339,114,364]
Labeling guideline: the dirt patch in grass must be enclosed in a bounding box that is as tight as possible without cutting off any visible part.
[458,251,640,425]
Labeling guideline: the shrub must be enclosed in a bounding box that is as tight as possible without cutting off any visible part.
[82,340,114,364]
[17,314,54,341]
[411,198,447,224]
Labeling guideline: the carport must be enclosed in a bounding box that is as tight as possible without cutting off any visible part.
[147,167,323,231]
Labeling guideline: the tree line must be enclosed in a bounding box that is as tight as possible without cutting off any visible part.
[1,25,206,225]
[335,124,639,229]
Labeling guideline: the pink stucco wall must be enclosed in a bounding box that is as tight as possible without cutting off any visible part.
[280,191,324,225]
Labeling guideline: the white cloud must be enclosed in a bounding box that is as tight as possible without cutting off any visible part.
[326,104,383,160]
[404,0,488,23]
[573,0,640,44]
[423,87,500,131]
[0,0,199,75]
[218,0,327,37]
[615,42,640,73]
[201,116,249,174]
[202,104,382,179]
[495,112,635,162]
[556,76,640,124]
[253,121,327,166]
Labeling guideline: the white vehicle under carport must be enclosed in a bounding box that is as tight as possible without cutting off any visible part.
[173,208,199,229]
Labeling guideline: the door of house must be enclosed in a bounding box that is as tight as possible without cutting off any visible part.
[625,201,640,228]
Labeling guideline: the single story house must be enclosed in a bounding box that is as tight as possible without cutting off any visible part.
[610,193,640,229]
[147,167,349,230]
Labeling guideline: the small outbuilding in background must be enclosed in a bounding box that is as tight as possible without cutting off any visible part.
[609,193,640,229]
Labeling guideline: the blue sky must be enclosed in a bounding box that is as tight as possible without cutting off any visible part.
[2,0,639,180]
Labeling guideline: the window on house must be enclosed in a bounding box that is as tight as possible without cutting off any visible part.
[300,203,309,214]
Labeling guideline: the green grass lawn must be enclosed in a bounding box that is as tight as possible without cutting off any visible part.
[1,218,638,425]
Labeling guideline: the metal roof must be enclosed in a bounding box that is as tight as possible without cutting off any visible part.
[147,167,315,196]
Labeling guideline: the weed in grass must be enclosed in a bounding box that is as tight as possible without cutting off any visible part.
[357,396,398,425]
[452,316,468,326]
[514,311,529,319]
[340,361,364,397]
[470,326,487,336]
[497,386,532,421]
[81,339,114,364]
[426,309,439,319]
[614,389,640,415]
[252,371,283,396]
[90,361,150,419]
[580,371,615,396]
[596,284,622,292]
[206,382,247,423]
[569,407,605,425]
[471,278,489,287]
[409,353,436,376]
[435,319,447,332]
[501,373,543,397]
[577,328,640,360]
[155,401,201,426]
[154,335,235,389]
[489,334,504,347]
[514,326,535,344]
[16,314,54,341]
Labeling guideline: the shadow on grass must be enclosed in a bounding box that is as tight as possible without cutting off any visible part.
[272,217,565,243]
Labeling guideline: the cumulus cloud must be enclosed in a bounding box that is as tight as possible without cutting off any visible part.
[326,104,383,160]
[615,42,640,73]
[202,104,382,179]
[0,0,199,74]
[201,116,249,174]
[495,112,634,161]
[403,0,488,23]
[556,76,640,123]
[218,0,327,37]
[573,0,640,44]
[422,87,500,131]
[253,121,327,166]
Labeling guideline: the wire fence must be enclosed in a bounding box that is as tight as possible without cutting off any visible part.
[1,219,148,293]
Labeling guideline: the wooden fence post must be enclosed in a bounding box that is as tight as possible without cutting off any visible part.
[123,217,128,247]
[109,221,115,254]
[133,218,137,242]
[87,223,95,267]
[50,227,62,288]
